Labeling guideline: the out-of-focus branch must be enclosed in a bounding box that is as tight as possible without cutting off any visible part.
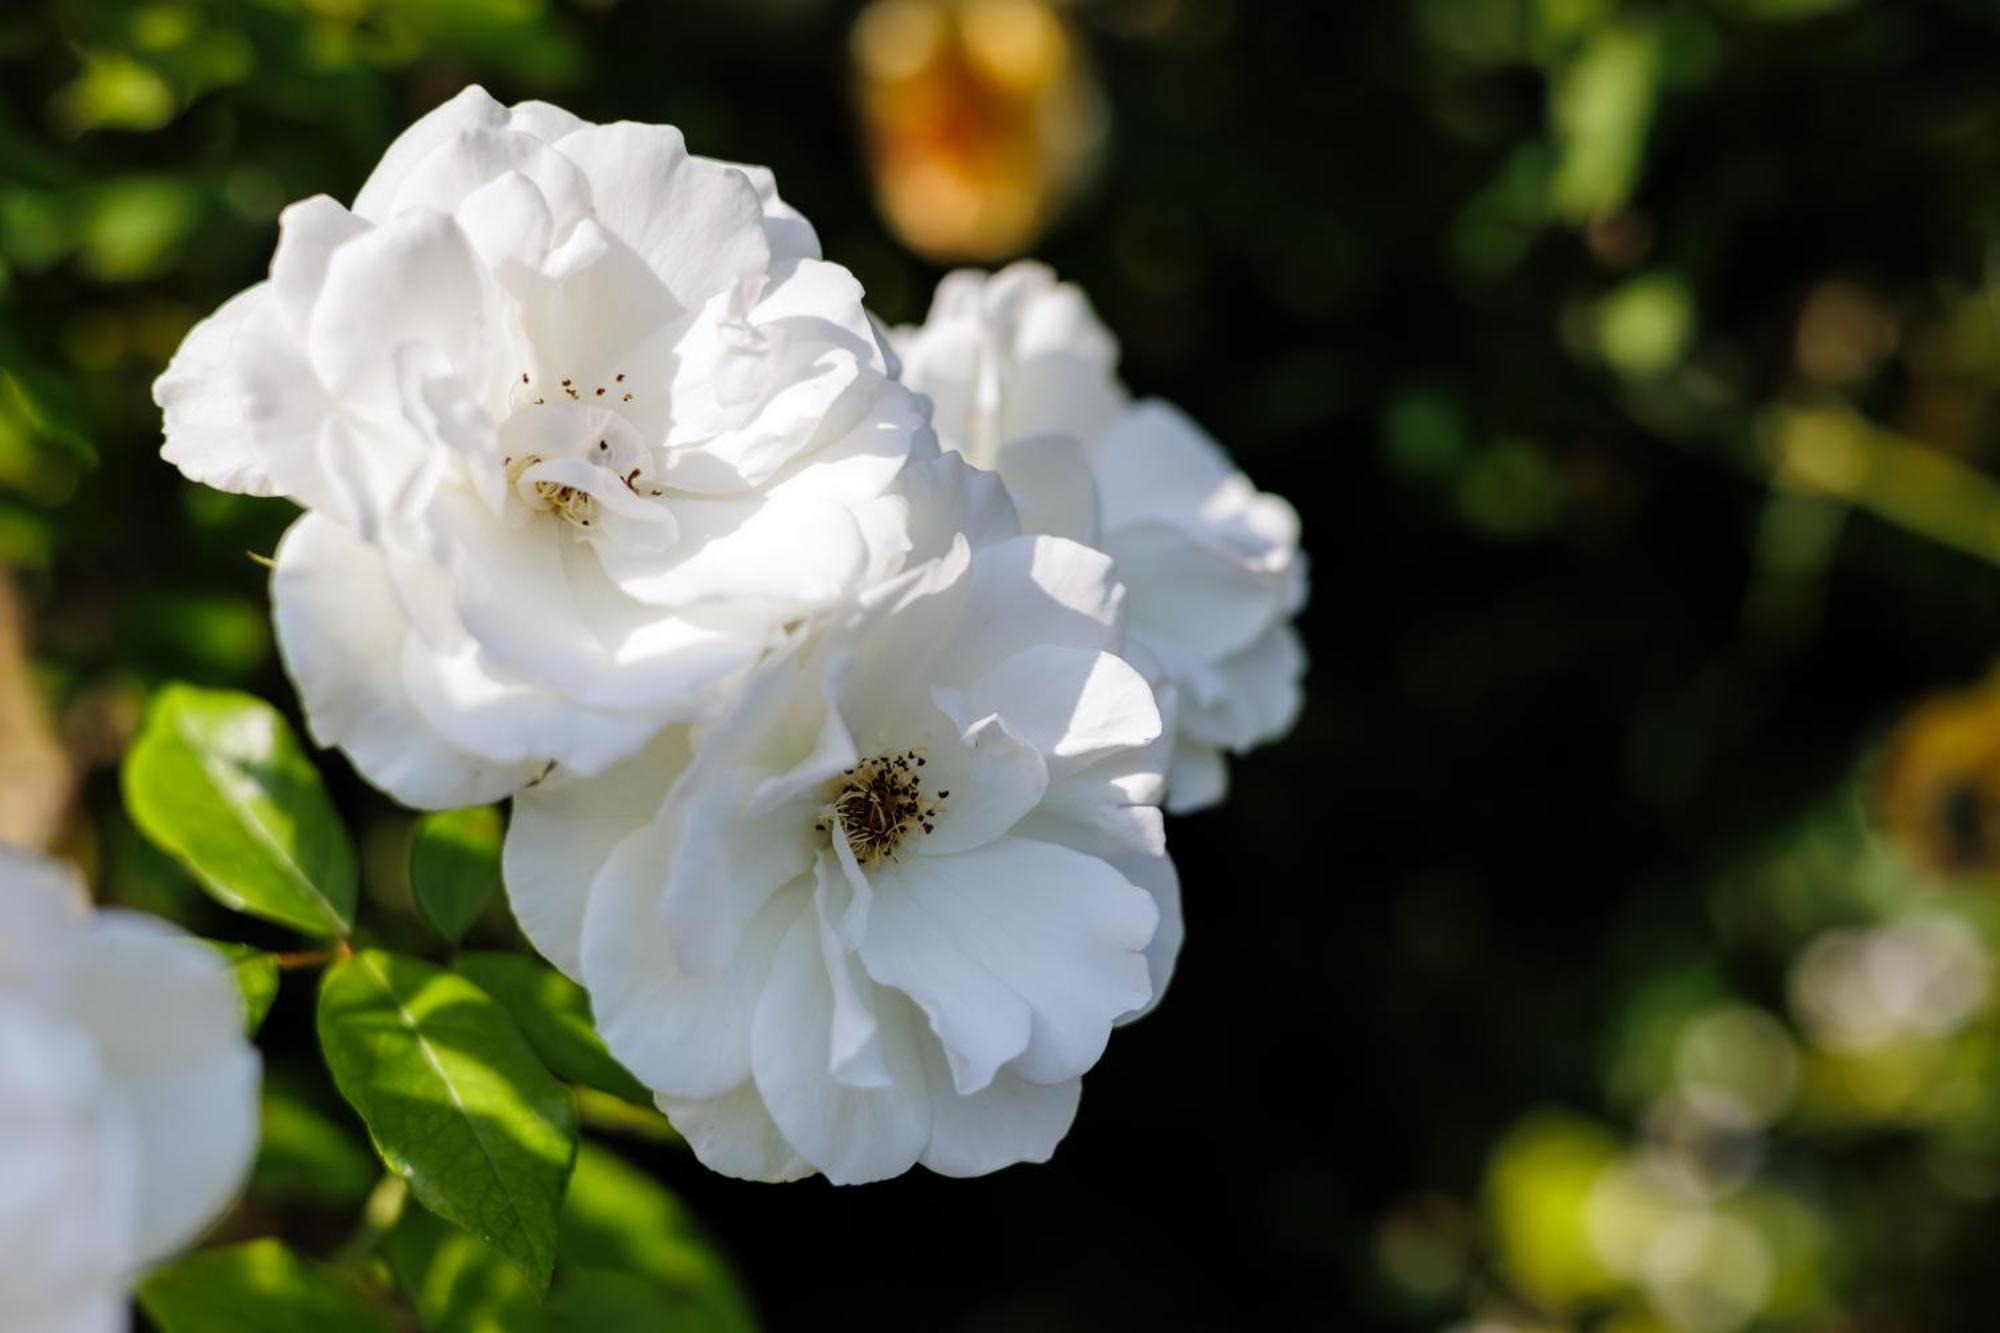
[1766,405,2000,567]
[0,569,73,849]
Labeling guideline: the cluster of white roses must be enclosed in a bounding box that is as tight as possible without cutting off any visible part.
[153,88,1306,1184]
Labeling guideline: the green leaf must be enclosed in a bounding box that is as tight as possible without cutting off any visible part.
[318,949,578,1293]
[123,684,356,938]
[385,1207,546,1333]
[412,806,504,945]
[547,1268,702,1332]
[138,1239,394,1333]
[209,940,280,1036]
[251,1079,380,1209]
[457,952,652,1107]
[560,1144,757,1333]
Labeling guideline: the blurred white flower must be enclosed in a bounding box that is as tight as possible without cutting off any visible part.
[1585,1158,1784,1333]
[1672,1005,1798,1133]
[892,260,1308,811]
[0,847,259,1332]
[506,526,1177,1182]
[157,86,930,808]
[1790,913,1990,1052]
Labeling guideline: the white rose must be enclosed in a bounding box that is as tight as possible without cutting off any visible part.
[505,524,1178,1183]
[893,261,1308,811]
[0,847,260,1332]
[156,86,930,809]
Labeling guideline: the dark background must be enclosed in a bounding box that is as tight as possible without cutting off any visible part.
[13,0,2000,1327]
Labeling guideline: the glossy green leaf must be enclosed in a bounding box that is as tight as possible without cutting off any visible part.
[385,1207,544,1333]
[209,940,280,1036]
[138,1239,394,1333]
[560,1144,757,1333]
[457,951,652,1107]
[123,684,356,938]
[318,949,578,1293]
[412,806,504,945]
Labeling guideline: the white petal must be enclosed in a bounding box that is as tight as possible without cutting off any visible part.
[306,210,500,410]
[856,856,1031,1095]
[918,1057,1081,1178]
[1109,852,1182,1020]
[1003,261,1119,365]
[397,633,657,777]
[1089,399,1243,535]
[764,375,933,511]
[837,539,975,739]
[514,218,679,403]
[269,195,369,339]
[659,348,870,493]
[503,733,687,981]
[890,442,1021,565]
[1013,663,1171,860]
[813,856,891,1089]
[994,432,1098,543]
[0,1001,139,1319]
[429,489,749,719]
[155,284,332,505]
[600,490,867,622]
[272,513,540,808]
[505,99,589,144]
[579,845,799,1103]
[743,257,881,366]
[119,1051,260,1264]
[751,910,931,1184]
[454,169,555,271]
[65,913,242,1076]
[0,849,87,1003]
[21,1293,127,1333]
[68,914,258,1261]
[553,123,770,309]
[1108,519,1290,663]
[743,659,858,817]
[862,837,1157,1089]
[701,157,821,270]
[385,126,591,228]
[352,85,510,221]
[658,1083,813,1184]
[1043,765,1168,843]
[929,535,1125,689]
[655,769,818,979]
[1165,739,1228,814]
[1177,621,1308,752]
[999,342,1124,446]
[964,646,1160,782]
[915,709,1048,858]
[900,261,1125,458]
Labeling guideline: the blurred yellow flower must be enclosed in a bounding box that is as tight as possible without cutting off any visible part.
[851,0,1105,262]
[1877,675,2000,878]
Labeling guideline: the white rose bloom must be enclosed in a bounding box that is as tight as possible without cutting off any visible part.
[0,847,260,1332]
[156,86,930,808]
[505,515,1179,1183]
[893,261,1308,811]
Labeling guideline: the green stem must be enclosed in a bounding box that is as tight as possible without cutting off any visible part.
[1767,405,2000,567]
[333,1174,409,1272]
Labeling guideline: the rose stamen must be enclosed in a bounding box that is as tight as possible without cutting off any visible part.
[814,749,944,865]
